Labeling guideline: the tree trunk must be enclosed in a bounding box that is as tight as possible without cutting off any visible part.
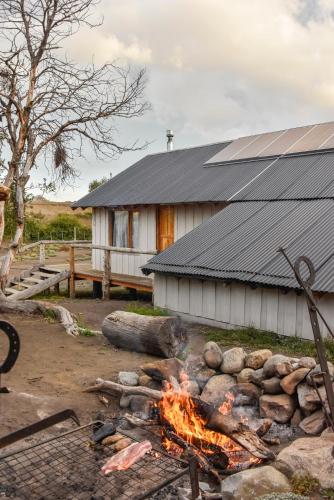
[0,178,25,291]
[102,310,187,358]
[0,299,79,336]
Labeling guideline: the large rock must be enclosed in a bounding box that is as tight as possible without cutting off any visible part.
[261,377,282,395]
[245,349,272,370]
[140,358,184,382]
[297,382,320,412]
[260,394,296,423]
[220,465,291,499]
[138,374,161,390]
[280,367,309,395]
[237,368,255,384]
[195,367,216,390]
[275,436,334,488]
[220,347,246,374]
[118,371,139,386]
[250,368,265,386]
[203,341,223,369]
[263,354,294,378]
[299,410,327,435]
[180,378,200,396]
[229,383,261,406]
[298,356,316,370]
[200,374,236,406]
[306,362,334,386]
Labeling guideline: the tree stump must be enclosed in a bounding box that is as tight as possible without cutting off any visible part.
[102,310,187,358]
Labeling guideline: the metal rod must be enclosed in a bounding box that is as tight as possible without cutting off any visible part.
[189,456,200,500]
[278,248,334,431]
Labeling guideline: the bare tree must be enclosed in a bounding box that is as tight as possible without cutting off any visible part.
[0,0,148,291]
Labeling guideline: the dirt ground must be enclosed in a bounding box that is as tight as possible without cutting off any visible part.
[0,295,205,439]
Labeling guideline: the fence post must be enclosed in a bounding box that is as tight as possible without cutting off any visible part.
[102,249,111,300]
[69,245,76,299]
[39,242,45,266]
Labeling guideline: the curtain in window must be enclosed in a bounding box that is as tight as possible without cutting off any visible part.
[113,211,129,247]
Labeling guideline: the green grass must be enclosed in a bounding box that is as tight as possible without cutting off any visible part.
[125,303,169,316]
[202,325,334,362]
[79,328,96,337]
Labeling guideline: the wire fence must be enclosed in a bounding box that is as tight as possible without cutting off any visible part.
[22,227,92,243]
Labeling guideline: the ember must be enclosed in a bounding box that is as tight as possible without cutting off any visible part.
[158,378,261,470]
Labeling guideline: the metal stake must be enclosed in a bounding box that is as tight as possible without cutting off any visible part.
[278,248,334,431]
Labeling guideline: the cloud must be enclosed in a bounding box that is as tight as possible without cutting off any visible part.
[47,0,334,200]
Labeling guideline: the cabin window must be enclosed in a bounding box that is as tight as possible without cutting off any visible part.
[111,210,140,248]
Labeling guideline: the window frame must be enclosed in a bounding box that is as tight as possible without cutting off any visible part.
[109,209,140,249]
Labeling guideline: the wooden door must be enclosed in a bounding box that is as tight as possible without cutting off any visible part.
[157,206,174,251]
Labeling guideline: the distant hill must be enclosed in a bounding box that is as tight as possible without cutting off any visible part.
[27,197,91,226]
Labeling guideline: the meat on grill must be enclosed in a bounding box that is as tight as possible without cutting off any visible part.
[101,440,152,474]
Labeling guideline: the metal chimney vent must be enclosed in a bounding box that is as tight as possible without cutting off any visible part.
[166,129,174,151]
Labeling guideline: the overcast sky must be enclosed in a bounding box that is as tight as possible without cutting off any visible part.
[43,0,334,201]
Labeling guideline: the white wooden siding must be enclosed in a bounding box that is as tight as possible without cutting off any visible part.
[92,203,225,278]
[174,203,225,240]
[92,207,156,277]
[153,275,334,340]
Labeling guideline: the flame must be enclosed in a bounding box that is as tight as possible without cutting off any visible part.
[158,374,259,469]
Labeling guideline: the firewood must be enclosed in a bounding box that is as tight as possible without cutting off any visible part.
[84,379,274,461]
[84,378,162,400]
[102,310,187,358]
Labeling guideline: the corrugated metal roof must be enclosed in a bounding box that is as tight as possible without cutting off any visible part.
[142,199,334,293]
[72,142,279,208]
[231,151,334,201]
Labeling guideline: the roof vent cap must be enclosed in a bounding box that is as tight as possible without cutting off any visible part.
[166,129,174,151]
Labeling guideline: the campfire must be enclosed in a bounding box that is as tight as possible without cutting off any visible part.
[158,377,262,473]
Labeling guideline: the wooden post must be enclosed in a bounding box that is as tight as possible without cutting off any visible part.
[102,249,111,300]
[39,243,45,266]
[69,245,76,299]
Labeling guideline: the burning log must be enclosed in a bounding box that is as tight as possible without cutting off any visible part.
[191,398,275,461]
[84,379,274,461]
[164,428,222,482]
[102,311,187,358]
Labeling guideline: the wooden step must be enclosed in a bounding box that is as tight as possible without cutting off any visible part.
[5,288,20,295]
[23,276,43,284]
[39,266,62,274]
[32,271,57,278]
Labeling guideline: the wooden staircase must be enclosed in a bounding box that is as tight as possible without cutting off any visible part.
[5,266,70,300]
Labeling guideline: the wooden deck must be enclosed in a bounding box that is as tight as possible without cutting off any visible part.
[44,262,153,293]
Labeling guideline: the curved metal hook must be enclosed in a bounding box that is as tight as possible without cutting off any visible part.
[294,255,315,288]
[0,321,20,374]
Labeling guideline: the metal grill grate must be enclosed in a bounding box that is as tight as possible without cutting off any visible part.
[0,423,188,499]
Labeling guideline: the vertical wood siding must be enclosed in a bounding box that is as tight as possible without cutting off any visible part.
[153,275,334,340]
[92,203,226,277]
[92,207,156,276]
[174,203,225,240]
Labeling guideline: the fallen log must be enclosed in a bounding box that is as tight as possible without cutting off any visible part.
[0,299,79,336]
[84,378,274,460]
[84,378,162,400]
[102,310,187,358]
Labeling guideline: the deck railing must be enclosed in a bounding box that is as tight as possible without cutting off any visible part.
[69,243,157,299]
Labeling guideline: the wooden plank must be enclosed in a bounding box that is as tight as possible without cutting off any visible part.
[8,270,70,301]
[23,277,43,284]
[103,249,111,300]
[178,278,190,313]
[215,282,231,323]
[190,279,203,317]
[202,281,216,319]
[230,283,246,326]
[69,245,75,299]
[244,286,262,329]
